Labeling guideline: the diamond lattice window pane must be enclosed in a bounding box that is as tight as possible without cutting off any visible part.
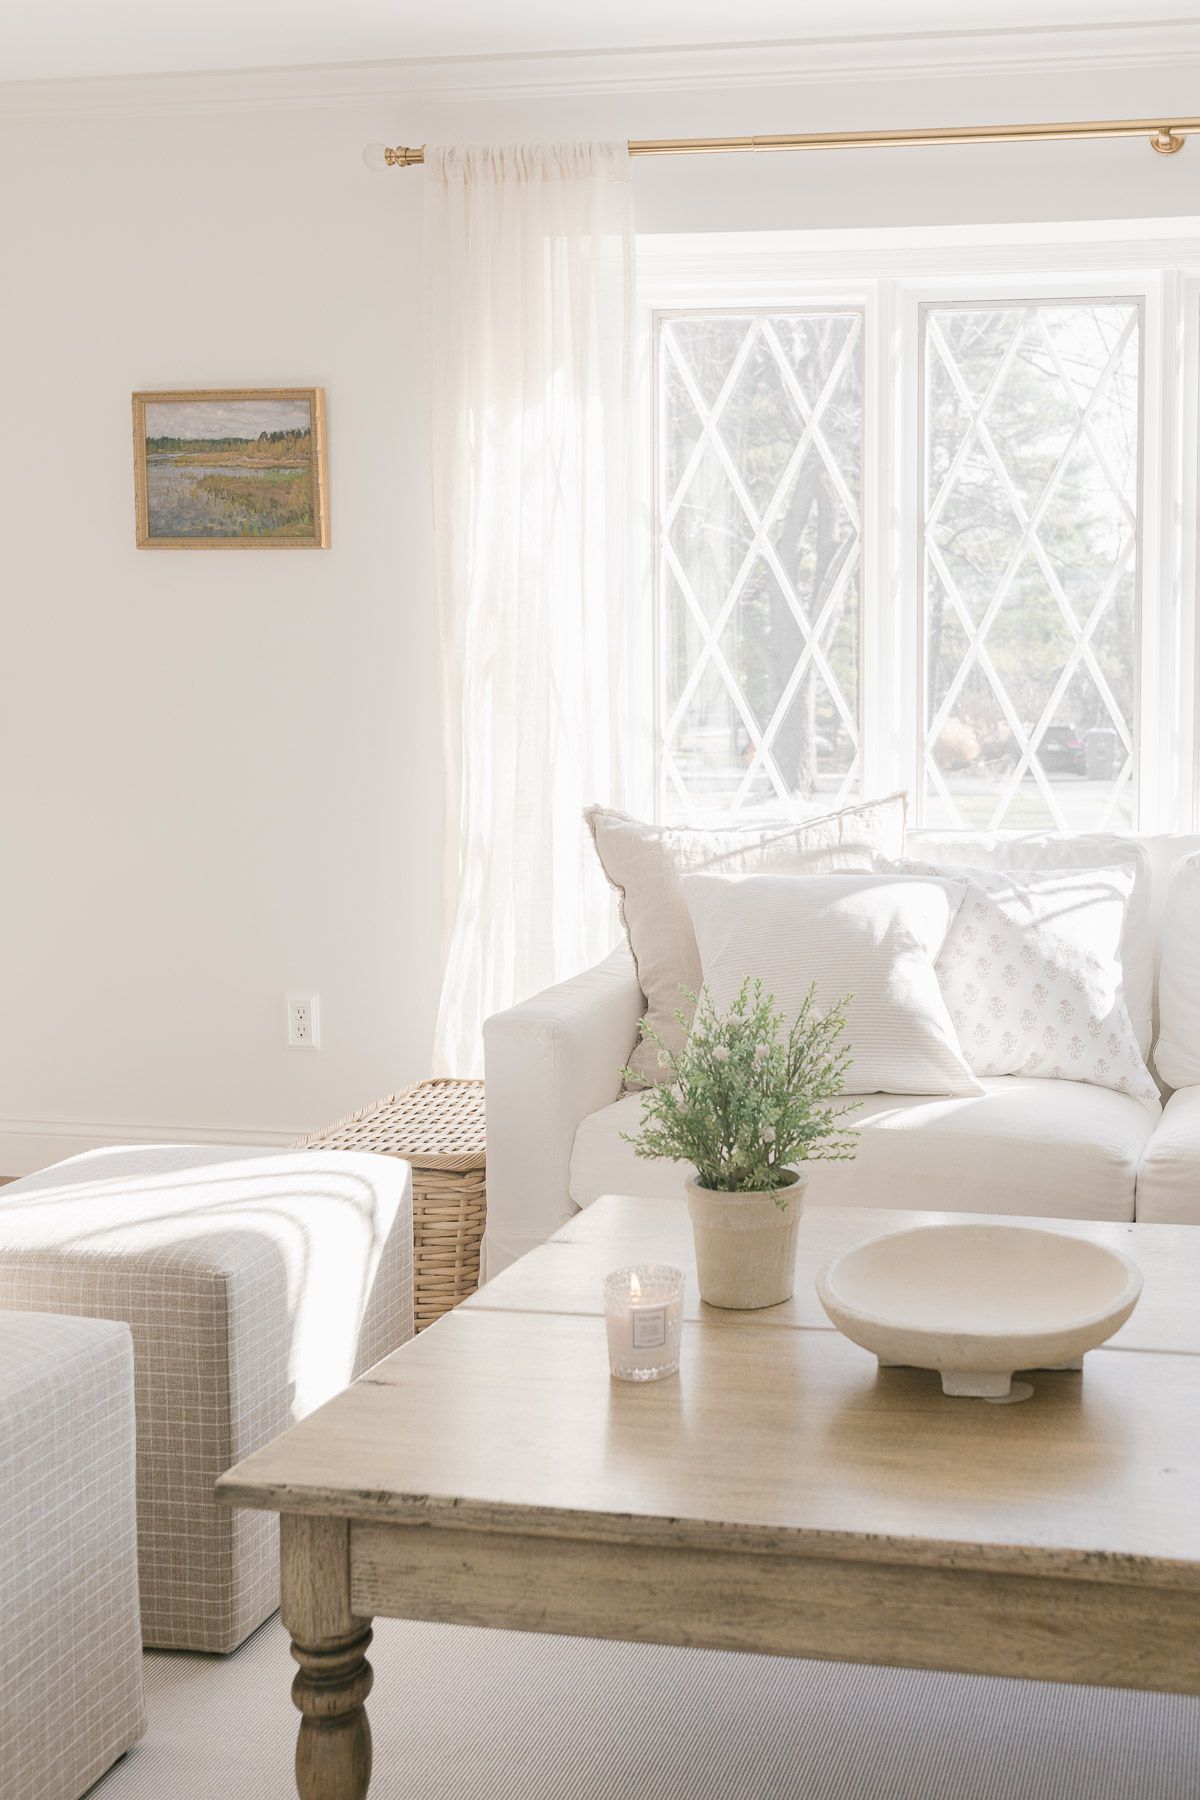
[921,301,1140,832]
[658,310,863,820]
[666,438,755,627]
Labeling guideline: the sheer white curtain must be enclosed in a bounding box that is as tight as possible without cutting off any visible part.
[425,143,635,1076]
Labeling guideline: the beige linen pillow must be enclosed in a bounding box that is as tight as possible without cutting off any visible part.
[683,870,982,1098]
[585,792,908,1086]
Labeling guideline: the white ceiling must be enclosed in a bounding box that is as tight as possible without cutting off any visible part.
[2,0,1199,85]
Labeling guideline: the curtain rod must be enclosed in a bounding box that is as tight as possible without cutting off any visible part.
[370,116,1198,167]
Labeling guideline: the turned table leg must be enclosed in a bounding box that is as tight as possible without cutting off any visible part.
[281,1515,374,1800]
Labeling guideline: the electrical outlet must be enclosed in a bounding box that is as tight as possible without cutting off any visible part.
[286,994,320,1049]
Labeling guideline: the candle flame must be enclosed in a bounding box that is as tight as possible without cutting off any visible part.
[630,1271,642,1300]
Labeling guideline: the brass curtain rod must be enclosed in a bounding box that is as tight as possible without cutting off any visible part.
[379,115,1199,166]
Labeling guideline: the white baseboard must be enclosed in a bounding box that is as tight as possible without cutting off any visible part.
[0,1116,296,1178]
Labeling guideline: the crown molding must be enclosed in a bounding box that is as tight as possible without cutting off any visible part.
[2,20,1200,120]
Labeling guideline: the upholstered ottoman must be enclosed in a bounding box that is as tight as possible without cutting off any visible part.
[0,1311,145,1800]
[0,1144,413,1653]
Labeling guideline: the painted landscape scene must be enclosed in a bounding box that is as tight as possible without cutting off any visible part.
[141,395,319,542]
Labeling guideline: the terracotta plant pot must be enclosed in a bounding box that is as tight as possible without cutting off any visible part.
[685,1170,807,1310]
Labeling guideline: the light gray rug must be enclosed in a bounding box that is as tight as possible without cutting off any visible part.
[91,1615,1200,1800]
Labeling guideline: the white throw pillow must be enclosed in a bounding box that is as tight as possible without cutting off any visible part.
[681,870,982,1098]
[587,793,908,1087]
[908,831,1153,1057]
[887,857,1158,1106]
[1155,852,1200,1090]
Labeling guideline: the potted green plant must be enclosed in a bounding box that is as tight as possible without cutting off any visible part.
[623,978,858,1309]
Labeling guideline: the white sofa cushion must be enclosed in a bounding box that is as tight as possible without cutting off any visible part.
[908,831,1153,1058]
[682,869,981,1097]
[888,858,1157,1103]
[1135,1085,1200,1223]
[573,1079,1156,1224]
[586,792,907,1087]
[1155,852,1200,1090]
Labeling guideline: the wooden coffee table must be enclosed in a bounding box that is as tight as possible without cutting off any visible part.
[217,1198,1200,1800]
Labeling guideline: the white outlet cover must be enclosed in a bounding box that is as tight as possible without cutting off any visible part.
[286,994,321,1048]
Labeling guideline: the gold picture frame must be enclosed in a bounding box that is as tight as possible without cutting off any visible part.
[132,387,329,549]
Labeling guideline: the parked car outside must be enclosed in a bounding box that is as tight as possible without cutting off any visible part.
[1039,724,1086,775]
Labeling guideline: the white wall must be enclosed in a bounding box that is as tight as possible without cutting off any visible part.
[0,102,436,1167]
[1,37,1199,1169]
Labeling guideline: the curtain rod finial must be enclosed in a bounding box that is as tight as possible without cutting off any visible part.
[363,142,424,170]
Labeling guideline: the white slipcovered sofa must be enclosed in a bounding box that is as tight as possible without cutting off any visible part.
[484,831,1200,1273]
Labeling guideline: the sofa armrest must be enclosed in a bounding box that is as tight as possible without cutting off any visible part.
[1136,1086,1200,1224]
[483,946,644,1274]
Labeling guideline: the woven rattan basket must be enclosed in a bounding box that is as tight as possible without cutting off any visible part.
[299,1078,486,1332]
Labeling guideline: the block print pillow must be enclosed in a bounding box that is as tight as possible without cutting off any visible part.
[883,859,1159,1106]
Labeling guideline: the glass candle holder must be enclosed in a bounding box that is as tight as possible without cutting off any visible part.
[603,1265,685,1382]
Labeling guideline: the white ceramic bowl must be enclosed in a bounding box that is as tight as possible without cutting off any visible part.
[816,1223,1142,1398]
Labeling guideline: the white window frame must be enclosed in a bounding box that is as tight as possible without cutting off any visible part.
[637,221,1200,834]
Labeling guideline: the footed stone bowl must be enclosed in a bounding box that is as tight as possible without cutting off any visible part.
[815,1223,1142,1398]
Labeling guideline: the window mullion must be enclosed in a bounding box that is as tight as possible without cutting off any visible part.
[897,282,925,813]
[1150,268,1199,834]
[860,277,903,804]
[1182,277,1200,830]
[1138,275,1166,833]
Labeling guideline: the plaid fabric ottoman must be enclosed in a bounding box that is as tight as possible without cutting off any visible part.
[0,1144,414,1653]
[0,1311,145,1800]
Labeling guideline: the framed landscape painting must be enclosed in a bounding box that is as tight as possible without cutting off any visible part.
[132,387,328,549]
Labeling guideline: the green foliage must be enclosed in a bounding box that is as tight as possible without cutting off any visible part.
[193,469,314,536]
[146,429,312,467]
[622,977,859,1197]
[146,435,249,454]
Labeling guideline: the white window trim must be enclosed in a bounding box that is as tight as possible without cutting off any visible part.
[637,220,1200,834]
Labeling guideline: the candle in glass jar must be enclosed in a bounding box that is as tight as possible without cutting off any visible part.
[603,1265,684,1382]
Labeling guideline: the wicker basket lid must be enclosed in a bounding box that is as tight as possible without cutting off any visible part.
[299,1078,486,1171]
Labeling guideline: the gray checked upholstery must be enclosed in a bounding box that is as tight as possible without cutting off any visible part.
[0,1310,145,1800]
[0,1144,414,1652]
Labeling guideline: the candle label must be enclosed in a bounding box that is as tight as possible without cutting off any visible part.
[631,1305,667,1351]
